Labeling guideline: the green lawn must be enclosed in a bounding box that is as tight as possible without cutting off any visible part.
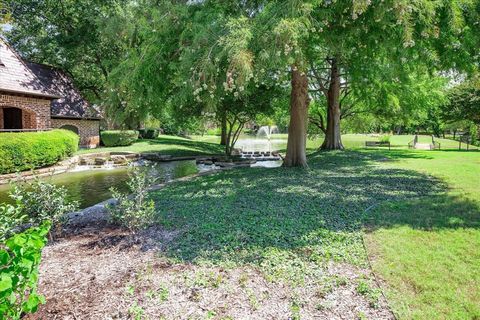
[76,134,224,156]
[78,133,477,158]
[364,150,480,319]
[75,133,479,318]
[143,145,479,319]
[194,133,478,152]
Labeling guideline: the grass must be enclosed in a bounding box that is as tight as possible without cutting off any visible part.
[78,133,477,158]
[77,132,479,318]
[76,134,224,156]
[363,149,480,319]
[193,133,478,152]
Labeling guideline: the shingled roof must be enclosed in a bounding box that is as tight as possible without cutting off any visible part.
[0,39,59,98]
[0,38,101,120]
[26,62,101,119]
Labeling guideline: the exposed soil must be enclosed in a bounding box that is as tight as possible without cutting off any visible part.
[27,214,394,320]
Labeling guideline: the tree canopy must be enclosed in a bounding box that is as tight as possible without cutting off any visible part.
[3,0,480,164]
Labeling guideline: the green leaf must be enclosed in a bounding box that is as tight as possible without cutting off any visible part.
[0,250,9,265]
[0,274,13,292]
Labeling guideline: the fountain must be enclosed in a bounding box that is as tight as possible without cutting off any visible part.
[256,125,279,140]
[233,125,283,162]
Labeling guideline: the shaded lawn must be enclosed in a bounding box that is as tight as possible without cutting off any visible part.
[148,149,479,319]
[76,134,224,156]
[364,149,480,319]
[76,133,479,318]
[77,134,477,158]
[152,151,442,270]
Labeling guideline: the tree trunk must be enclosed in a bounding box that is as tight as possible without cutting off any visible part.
[220,109,227,146]
[284,68,309,168]
[321,58,344,150]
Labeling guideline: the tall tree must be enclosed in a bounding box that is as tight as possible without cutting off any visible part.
[3,0,135,125]
[443,78,480,126]
[306,0,480,150]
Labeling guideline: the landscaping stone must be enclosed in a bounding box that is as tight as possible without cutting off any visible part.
[110,155,128,165]
[94,157,108,165]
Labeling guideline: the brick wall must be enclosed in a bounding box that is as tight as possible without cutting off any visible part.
[0,92,51,129]
[51,118,100,148]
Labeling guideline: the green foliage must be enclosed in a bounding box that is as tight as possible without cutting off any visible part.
[443,79,480,126]
[3,0,133,110]
[9,180,79,231]
[0,222,50,320]
[0,130,79,175]
[470,124,478,145]
[0,204,26,243]
[138,129,160,140]
[356,279,382,308]
[100,130,138,147]
[378,135,391,143]
[108,167,156,231]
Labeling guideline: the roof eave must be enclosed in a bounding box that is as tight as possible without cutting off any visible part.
[0,88,61,99]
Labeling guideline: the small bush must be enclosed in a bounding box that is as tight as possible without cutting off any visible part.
[0,222,50,319]
[101,130,138,147]
[138,129,160,139]
[0,203,26,243]
[0,129,79,174]
[108,167,156,231]
[9,180,79,236]
[379,135,391,143]
[0,179,74,319]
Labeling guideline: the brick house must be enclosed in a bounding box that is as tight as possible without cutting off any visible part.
[0,39,101,148]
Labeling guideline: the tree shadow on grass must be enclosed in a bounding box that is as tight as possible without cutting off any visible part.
[149,150,479,268]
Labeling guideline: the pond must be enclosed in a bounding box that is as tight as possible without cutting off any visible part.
[0,160,206,209]
[0,159,283,209]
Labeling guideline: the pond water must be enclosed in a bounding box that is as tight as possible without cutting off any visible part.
[0,160,206,209]
[0,159,283,209]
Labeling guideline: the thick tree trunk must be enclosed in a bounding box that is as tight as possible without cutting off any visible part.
[284,68,309,168]
[321,58,344,150]
[220,109,227,146]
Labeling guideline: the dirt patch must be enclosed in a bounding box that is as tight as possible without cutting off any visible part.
[26,220,394,320]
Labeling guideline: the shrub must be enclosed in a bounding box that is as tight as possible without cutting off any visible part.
[138,129,160,139]
[100,130,138,147]
[0,179,74,319]
[0,222,50,319]
[9,180,78,236]
[0,203,27,243]
[0,129,79,174]
[108,167,156,231]
[379,135,391,143]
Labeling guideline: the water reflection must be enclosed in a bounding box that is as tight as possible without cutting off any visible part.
[0,160,200,209]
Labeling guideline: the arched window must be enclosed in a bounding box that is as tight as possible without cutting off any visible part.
[60,124,79,135]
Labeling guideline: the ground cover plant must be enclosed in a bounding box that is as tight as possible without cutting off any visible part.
[24,147,479,319]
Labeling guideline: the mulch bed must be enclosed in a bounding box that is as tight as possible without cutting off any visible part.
[26,214,394,320]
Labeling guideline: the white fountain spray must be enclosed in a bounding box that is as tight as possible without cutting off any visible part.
[256,125,279,153]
